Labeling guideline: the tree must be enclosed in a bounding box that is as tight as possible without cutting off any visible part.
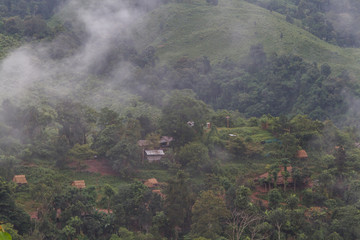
[106,139,140,177]
[267,208,287,240]
[92,123,123,157]
[268,189,282,209]
[280,133,299,159]
[0,178,30,235]
[227,211,263,240]
[317,169,335,198]
[331,206,360,239]
[320,63,331,77]
[97,107,120,130]
[226,136,247,157]
[24,15,49,38]
[104,184,115,213]
[334,146,346,178]
[161,90,210,147]
[227,195,263,240]
[285,194,299,210]
[191,190,230,239]
[165,171,193,238]
[245,44,267,73]
[67,144,96,162]
[62,216,82,240]
[112,181,152,230]
[150,211,170,239]
[56,100,96,147]
[177,142,210,172]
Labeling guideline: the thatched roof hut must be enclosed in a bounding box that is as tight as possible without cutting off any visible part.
[71,180,86,189]
[297,150,308,158]
[13,175,27,184]
[144,178,159,188]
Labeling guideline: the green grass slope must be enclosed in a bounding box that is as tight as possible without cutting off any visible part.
[135,0,360,77]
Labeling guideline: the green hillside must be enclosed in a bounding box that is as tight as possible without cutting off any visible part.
[3,1,360,240]
[135,0,360,77]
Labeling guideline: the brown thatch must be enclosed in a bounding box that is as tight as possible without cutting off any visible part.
[13,175,27,184]
[297,150,308,158]
[144,178,159,188]
[71,180,86,189]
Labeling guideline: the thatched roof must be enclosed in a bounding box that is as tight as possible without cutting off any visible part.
[144,178,159,188]
[297,150,308,158]
[71,180,86,189]
[13,175,27,184]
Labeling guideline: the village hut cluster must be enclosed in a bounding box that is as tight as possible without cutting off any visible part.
[12,174,87,190]
[255,149,309,190]
[137,136,173,163]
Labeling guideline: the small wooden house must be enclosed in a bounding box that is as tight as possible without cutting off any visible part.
[13,175,27,185]
[71,180,86,189]
[145,150,165,162]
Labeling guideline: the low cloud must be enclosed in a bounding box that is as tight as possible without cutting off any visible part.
[0,0,163,105]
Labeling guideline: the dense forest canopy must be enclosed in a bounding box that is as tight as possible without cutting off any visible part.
[2,0,360,240]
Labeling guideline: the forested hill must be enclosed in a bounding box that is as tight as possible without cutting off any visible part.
[0,0,359,123]
[3,0,360,240]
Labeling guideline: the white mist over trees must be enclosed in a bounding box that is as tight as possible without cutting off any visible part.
[0,0,165,105]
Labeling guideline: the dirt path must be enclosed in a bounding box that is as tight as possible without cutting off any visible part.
[69,159,118,176]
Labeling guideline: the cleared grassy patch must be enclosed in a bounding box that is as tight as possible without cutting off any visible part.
[218,126,273,142]
[134,0,360,78]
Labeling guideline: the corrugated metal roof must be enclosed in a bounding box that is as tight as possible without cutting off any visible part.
[145,150,165,156]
